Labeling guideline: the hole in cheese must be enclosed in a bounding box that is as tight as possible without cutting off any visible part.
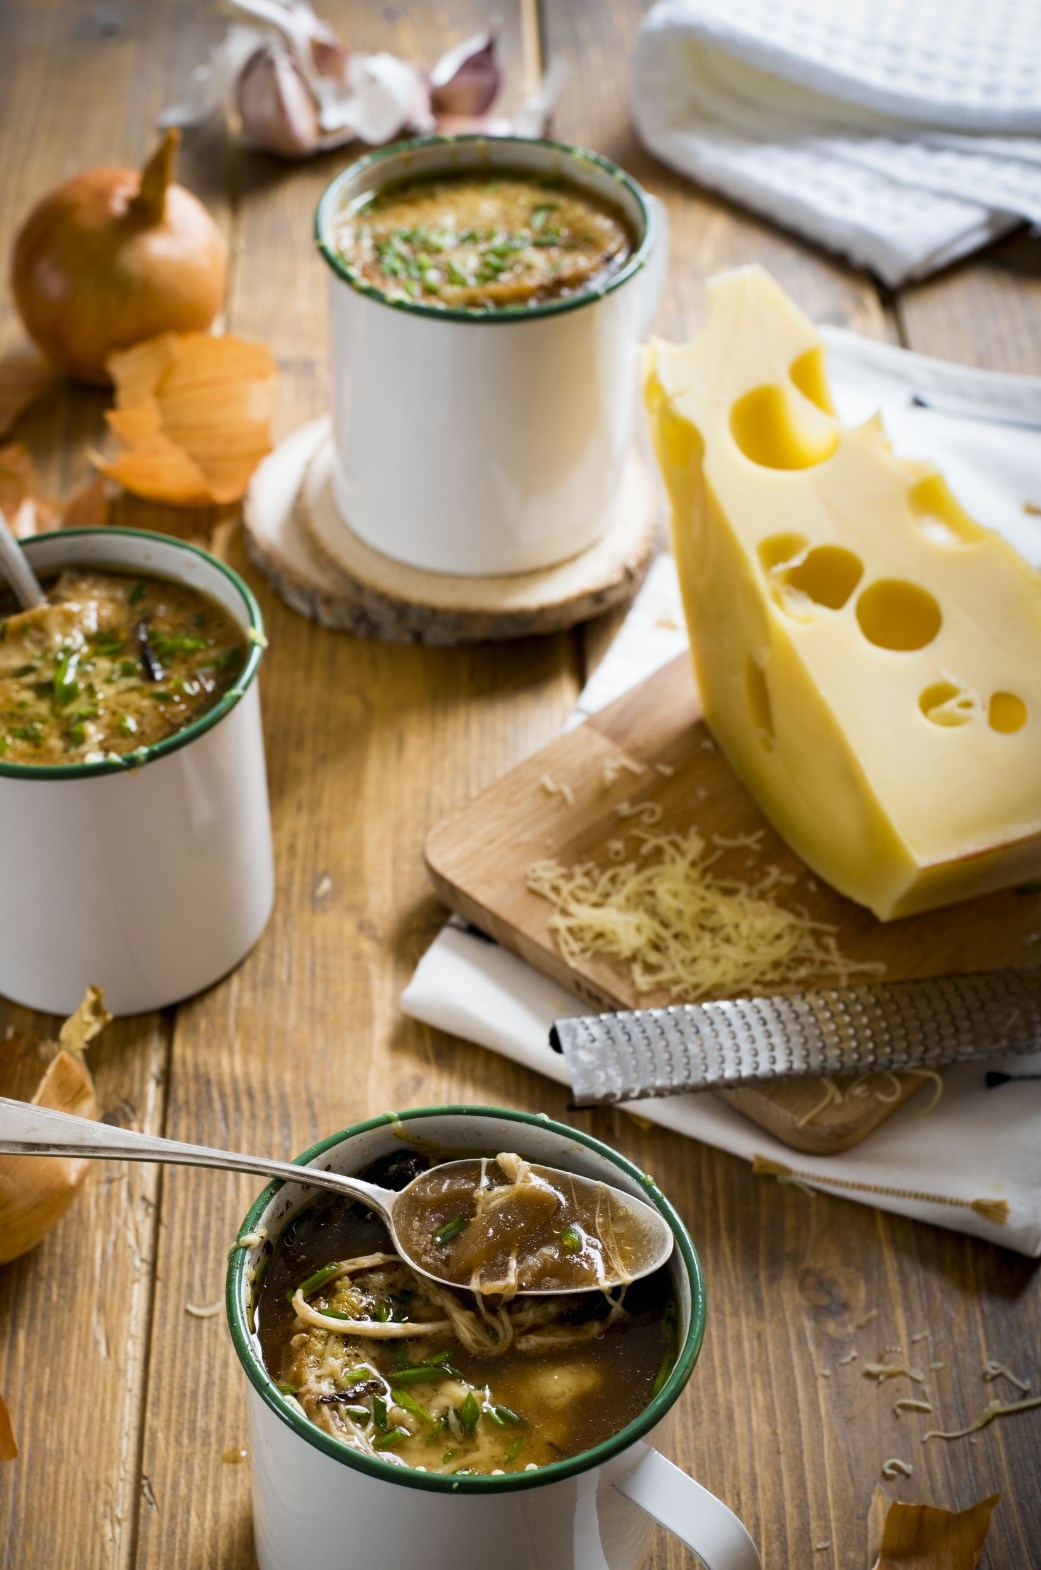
[789,347,836,416]
[909,475,987,547]
[758,532,808,572]
[745,653,775,748]
[730,383,839,471]
[855,579,942,652]
[781,546,864,612]
[988,692,1027,734]
[919,680,976,728]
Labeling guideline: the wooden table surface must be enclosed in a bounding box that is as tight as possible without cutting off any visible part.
[1,3,1039,1567]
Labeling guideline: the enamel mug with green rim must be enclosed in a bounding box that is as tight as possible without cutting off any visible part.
[0,529,273,1017]
[228,1107,760,1570]
[315,135,668,578]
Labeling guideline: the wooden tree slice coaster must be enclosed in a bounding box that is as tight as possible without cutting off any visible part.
[244,418,659,645]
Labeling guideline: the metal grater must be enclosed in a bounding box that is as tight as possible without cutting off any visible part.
[549,967,1041,1105]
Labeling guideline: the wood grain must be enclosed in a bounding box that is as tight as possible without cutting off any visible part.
[0,1,1038,1569]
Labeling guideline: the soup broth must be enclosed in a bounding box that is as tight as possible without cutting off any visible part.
[0,569,249,765]
[334,172,634,311]
[256,1148,678,1477]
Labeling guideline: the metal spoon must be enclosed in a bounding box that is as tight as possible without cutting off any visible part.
[0,508,47,609]
[0,1097,673,1295]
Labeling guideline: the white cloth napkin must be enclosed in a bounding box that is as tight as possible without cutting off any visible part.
[630,0,1041,285]
[403,333,1041,1256]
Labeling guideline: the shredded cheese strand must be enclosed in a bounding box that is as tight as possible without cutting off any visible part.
[528,827,881,1001]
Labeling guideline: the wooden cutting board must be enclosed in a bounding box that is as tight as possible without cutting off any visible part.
[425,654,1041,1153]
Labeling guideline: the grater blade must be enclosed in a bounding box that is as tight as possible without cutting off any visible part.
[549,968,1041,1105]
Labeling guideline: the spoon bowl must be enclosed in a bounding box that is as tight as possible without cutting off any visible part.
[0,1098,673,1295]
[0,508,48,609]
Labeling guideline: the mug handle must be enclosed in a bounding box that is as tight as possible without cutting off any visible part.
[613,1449,761,1570]
[639,195,671,337]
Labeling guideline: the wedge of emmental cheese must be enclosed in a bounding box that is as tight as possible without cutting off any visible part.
[645,265,1041,920]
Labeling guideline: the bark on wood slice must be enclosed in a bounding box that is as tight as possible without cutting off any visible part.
[244,419,659,644]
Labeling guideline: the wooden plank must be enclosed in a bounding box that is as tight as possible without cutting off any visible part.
[0,2,218,1566]
[131,6,586,1568]
[0,1006,169,1570]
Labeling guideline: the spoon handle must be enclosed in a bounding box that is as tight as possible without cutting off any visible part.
[0,513,47,610]
[0,1096,388,1211]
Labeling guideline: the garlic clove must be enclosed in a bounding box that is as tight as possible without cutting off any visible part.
[429,31,502,119]
[236,44,322,156]
[322,52,434,143]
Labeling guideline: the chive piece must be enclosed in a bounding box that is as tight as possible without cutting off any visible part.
[276,1382,299,1395]
[391,1387,433,1425]
[315,1308,356,1322]
[376,1301,392,1323]
[373,1427,410,1451]
[52,647,80,711]
[560,1225,582,1253]
[372,1395,388,1432]
[0,737,8,757]
[491,1405,524,1427]
[505,1436,524,1464]
[128,582,148,607]
[457,1392,480,1437]
[296,1262,341,1297]
[441,1449,457,1463]
[391,1360,460,1386]
[119,660,139,678]
[66,723,87,748]
[14,663,36,678]
[119,715,138,736]
[433,1214,467,1246]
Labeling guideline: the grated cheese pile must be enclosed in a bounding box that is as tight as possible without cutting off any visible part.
[527,827,876,1001]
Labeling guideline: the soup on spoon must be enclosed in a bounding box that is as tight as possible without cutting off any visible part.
[393,1152,666,1296]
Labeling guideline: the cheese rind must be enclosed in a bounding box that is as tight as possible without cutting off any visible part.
[646,265,1041,920]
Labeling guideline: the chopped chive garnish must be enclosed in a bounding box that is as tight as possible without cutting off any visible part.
[119,715,138,736]
[457,1391,480,1437]
[128,583,147,607]
[505,1436,524,1464]
[433,1214,467,1246]
[372,1395,388,1432]
[391,1388,433,1424]
[13,663,36,678]
[297,1262,342,1297]
[560,1225,582,1253]
[391,1359,459,1386]
[276,1382,299,1395]
[373,1427,410,1451]
[491,1405,523,1427]
[375,1301,392,1323]
[52,647,80,711]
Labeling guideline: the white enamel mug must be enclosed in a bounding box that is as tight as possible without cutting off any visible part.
[228,1107,760,1570]
[315,136,667,577]
[0,529,273,1017]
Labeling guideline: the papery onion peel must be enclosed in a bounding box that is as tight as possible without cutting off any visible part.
[97,332,277,505]
[0,987,109,1267]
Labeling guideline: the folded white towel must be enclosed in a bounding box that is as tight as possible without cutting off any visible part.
[403,333,1041,1256]
[630,0,1041,284]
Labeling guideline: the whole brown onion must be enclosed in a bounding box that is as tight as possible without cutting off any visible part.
[11,130,227,385]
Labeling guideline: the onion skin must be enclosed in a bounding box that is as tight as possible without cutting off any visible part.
[10,130,227,385]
